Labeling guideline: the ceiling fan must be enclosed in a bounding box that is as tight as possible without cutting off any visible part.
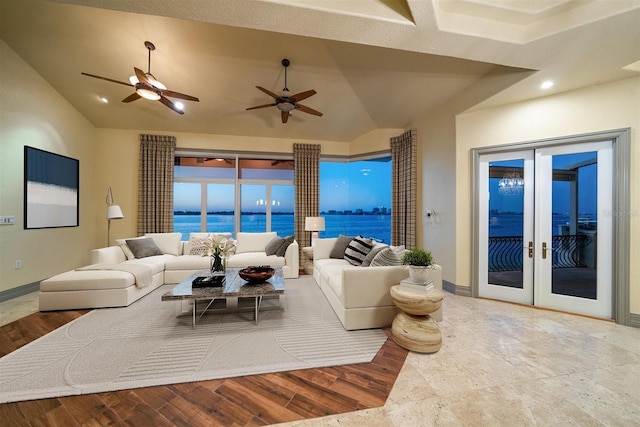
[81,41,199,115]
[246,59,323,123]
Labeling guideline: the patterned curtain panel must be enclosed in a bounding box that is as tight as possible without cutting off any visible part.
[138,134,176,235]
[391,129,417,248]
[294,143,321,254]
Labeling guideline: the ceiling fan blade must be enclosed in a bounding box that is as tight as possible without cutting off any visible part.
[159,96,184,115]
[291,90,316,102]
[134,67,151,86]
[81,72,133,87]
[122,92,141,103]
[246,103,277,111]
[296,103,323,117]
[281,111,289,124]
[162,90,199,102]
[256,86,281,100]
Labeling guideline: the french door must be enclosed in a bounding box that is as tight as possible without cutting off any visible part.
[478,141,613,318]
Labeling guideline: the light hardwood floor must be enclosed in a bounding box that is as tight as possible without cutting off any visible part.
[1,290,640,426]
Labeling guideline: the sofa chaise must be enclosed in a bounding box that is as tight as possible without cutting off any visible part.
[313,236,443,330]
[39,232,299,311]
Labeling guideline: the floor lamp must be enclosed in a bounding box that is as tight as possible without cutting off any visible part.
[106,186,124,246]
[304,216,325,247]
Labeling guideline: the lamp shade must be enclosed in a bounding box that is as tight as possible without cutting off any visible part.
[304,216,325,231]
[106,204,124,220]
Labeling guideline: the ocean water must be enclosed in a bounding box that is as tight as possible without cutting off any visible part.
[489,213,594,237]
[174,213,392,243]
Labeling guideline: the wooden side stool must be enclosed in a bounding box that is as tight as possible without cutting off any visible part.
[389,285,443,353]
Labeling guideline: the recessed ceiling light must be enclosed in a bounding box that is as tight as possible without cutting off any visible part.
[175,101,184,110]
[541,80,554,89]
[99,97,109,103]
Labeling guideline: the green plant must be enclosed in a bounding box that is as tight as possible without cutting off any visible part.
[402,248,434,267]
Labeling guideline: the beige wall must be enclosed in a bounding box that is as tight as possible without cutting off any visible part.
[0,40,97,293]
[455,77,639,313]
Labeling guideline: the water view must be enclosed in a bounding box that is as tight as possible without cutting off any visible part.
[174,212,392,243]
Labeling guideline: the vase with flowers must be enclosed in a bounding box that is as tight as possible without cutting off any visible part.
[200,235,237,276]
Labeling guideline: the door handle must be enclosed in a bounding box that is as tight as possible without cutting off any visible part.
[542,242,552,259]
[524,241,533,258]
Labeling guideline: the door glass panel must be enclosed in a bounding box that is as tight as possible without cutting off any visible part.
[241,184,266,232]
[271,185,294,237]
[488,160,525,289]
[206,183,235,235]
[174,182,202,240]
[551,152,598,299]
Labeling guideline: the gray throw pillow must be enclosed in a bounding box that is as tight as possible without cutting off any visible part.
[276,235,295,257]
[125,237,163,259]
[361,245,386,267]
[330,235,354,259]
[265,237,285,256]
[370,247,404,266]
[344,236,374,266]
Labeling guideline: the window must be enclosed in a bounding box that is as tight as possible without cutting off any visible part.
[320,156,391,243]
[173,155,294,239]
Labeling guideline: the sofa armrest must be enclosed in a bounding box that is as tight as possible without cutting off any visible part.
[284,240,299,272]
[90,246,126,265]
[341,266,410,309]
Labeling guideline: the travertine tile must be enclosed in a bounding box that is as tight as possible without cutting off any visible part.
[0,291,38,326]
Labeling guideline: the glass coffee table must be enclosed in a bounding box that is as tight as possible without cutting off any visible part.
[161,267,285,328]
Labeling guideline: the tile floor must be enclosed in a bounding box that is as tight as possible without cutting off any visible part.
[2,291,639,426]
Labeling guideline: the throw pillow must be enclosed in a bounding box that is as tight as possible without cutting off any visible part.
[265,236,285,256]
[361,244,386,267]
[370,247,405,267]
[125,237,163,259]
[344,236,374,266]
[330,235,354,259]
[276,235,295,257]
[116,237,143,260]
[188,234,209,256]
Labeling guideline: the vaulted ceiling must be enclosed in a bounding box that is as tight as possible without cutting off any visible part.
[1,0,638,142]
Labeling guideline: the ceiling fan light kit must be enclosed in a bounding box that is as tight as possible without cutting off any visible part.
[81,41,199,114]
[246,58,323,123]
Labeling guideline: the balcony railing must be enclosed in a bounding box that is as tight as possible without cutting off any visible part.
[488,234,593,272]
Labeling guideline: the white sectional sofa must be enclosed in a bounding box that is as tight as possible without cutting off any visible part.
[313,237,443,330]
[39,232,299,311]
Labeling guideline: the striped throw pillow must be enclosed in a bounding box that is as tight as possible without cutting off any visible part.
[370,247,405,266]
[344,236,374,266]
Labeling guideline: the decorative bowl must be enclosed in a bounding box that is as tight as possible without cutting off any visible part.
[239,266,275,283]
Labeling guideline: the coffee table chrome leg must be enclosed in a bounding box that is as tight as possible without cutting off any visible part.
[192,298,217,329]
[255,296,263,325]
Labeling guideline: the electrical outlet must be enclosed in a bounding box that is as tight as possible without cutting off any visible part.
[0,216,16,225]
[15,260,22,269]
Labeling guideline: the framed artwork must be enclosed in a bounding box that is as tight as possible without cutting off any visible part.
[24,146,79,229]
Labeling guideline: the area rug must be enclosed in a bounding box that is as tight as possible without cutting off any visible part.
[0,276,387,403]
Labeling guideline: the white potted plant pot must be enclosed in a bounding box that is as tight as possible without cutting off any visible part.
[408,265,431,283]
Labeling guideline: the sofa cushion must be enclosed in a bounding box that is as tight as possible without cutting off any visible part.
[40,270,136,292]
[236,232,277,253]
[344,236,374,266]
[125,255,173,275]
[314,238,337,259]
[226,252,285,267]
[164,254,211,270]
[330,235,354,259]
[265,236,285,256]
[370,246,405,266]
[361,243,387,267]
[145,233,182,256]
[276,235,295,257]
[126,238,163,259]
